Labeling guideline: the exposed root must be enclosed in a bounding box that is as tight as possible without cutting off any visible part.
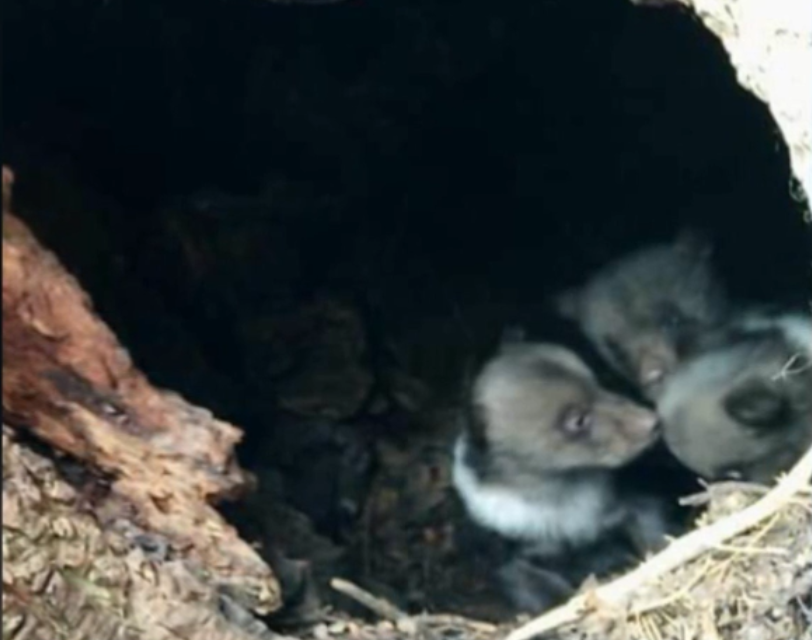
[330,578,408,622]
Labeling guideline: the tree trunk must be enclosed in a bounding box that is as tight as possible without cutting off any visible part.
[2,166,282,640]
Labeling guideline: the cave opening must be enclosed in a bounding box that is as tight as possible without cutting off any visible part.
[4,0,811,626]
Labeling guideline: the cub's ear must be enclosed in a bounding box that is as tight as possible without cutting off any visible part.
[459,360,489,449]
[674,227,714,262]
[723,378,790,429]
[553,288,583,321]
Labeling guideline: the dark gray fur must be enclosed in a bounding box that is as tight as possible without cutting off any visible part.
[555,230,729,399]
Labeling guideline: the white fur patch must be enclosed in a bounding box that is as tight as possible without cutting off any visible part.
[451,438,618,550]
[741,312,812,356]
[775,315,812,357]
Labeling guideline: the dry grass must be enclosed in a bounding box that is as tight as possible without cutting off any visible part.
[551,479,812,640]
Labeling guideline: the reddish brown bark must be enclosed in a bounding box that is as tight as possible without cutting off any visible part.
[2,165,280,618]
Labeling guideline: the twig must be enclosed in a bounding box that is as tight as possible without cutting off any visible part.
[416,613,499,633]
[329,578,407,622]
[680,481,768,507]
[505,444,812,640]
[712,543,788,556]
[329,578,500,633]
[773,352,811,381]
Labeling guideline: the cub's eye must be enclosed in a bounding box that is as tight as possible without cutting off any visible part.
[561,409,593,438]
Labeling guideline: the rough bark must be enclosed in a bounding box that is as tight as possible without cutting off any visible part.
[1,427,286,640]
[632,0,812,205]
[2,166,281,638]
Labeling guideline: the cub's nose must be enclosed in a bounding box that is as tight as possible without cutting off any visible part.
[642,365,666,385]
[637,346,675,384]
[634,411,660,436]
